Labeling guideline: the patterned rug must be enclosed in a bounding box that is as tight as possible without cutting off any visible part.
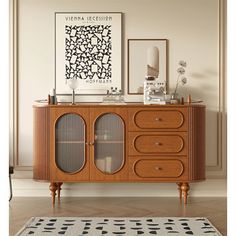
[16,217,222,236]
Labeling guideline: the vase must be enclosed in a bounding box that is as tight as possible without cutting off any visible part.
[171,93,179,99]
[170,93,180,104]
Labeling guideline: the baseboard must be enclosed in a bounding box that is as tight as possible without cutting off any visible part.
[11,179,227,197]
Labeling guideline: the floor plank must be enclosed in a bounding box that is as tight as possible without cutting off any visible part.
[9,197,226,235]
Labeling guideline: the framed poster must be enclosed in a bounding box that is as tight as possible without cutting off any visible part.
[128,39,168,94]
[55,12,122,95]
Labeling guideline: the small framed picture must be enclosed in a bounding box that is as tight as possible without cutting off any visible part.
[55,12,122,95]
[127,39,168,94]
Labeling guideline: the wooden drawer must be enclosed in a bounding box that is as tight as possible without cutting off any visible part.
[129,157,188,181]
[129,108,188,131]
[128,132,188,155]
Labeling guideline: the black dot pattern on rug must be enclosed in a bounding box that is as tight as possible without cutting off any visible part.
[49,219,57,222]
[185,231,194,235]
[204,223,211,226]
[149,231,157,234]
[61,227,68,230]
[137,231,144,234]
[166,226,173,230]
[58,231,66,234]
[147,219,153,222]
[182,223,189,226]
[46,223,54,226]
[43,227,56,230]
[202,226,213,229]
[96,226,103,230]
[184,226,191,230]
[131,227,142,230]
[18,217,222,236]
[149,227,160,230]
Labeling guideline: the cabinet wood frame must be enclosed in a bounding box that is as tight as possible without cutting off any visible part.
[33,103,205,204]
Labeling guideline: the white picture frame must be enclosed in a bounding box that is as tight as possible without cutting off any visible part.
[55,12,122,95]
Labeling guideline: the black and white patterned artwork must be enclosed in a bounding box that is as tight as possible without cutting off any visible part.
[65,25,112,83]
[55,13,122,95]
[17,217,222,236]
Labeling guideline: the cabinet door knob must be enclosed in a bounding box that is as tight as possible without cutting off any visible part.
[90,142,95,146]
[155,142,161,145]
[155,166,162,171]
[155,118,161,121]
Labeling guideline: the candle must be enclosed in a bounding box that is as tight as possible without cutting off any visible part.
[147,46,159,78]
[105,156,112,174]
[49,89,55,96]
[49,88,56,105]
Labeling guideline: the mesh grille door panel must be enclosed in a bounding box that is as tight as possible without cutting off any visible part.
[94,113,124,174]
[55,113,85,173]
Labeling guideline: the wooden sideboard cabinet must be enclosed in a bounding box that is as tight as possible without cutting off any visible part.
[33,103,205,205]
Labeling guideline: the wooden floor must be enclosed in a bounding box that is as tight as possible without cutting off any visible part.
[9,197,226,236]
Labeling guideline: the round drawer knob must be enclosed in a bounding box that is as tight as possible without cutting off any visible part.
[155,118,161,121]
[155,142,161,145]
[155,166,162,171]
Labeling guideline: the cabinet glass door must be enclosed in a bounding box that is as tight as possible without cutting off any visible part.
[55,113,85,173]
[94,113,124,174]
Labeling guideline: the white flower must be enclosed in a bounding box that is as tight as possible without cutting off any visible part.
[181,77,187,85]
[179,60,187,67]
[177,67,185,74]
[173,60,188,96]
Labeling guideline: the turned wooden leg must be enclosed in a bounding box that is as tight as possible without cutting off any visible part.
[57,182,63,201]
[49,182,57,205]
[181,182,190,204]
[177,183,183,202]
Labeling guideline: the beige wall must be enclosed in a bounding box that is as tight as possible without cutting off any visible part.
[13,0,226,193]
